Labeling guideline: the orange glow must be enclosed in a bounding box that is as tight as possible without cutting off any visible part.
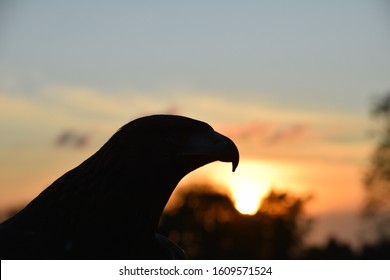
[184,155,367,217]
[232,182,263,215]
[205,160,275,215]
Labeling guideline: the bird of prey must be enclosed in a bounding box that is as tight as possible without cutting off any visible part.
[0,115,239,259]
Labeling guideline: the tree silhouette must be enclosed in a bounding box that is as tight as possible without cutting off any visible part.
[360,238,390,259]
[364,91,390,237]
[301,237,355,260]
[159,187,311,259]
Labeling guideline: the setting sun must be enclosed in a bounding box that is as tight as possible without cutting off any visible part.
[233,185,262,215]
[225,162,271,215]
[196,159,278,215]
[229,173,270,215]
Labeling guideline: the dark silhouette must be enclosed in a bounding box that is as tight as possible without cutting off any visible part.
[364,92,390,216]
[159,188,390,260]
[360,238,390,259]
[363,92,390,244]
[158,189,311,259]
[301,237,390,260]
[301,237,355,260]
[0,115,239,259]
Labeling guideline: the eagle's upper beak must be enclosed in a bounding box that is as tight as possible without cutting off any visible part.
[211,131,239,172]
[182,130,239,172]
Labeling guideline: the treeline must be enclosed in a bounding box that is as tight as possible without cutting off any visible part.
[158,188,390,259]
[1,186,389,259]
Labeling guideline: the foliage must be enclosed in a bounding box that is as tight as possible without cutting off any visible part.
[364,92,390,235]
[301,236,390,260]
[301,237,355,259]
[159,188,311,259]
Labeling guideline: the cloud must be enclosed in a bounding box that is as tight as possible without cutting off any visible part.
[267,123,312,144]
[1,86,368,130]
[54,130,74,146]
[216,116,372,165]
[218,121,315,145]
[54,130,92,149]
[0,86,370,161]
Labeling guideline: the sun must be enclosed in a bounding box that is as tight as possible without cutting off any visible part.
[188,159,274,215]
[230,176,268,215]
[233,186,262,215]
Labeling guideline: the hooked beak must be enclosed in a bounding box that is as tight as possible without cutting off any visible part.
[212,131,239,172]
[182,130,239,172]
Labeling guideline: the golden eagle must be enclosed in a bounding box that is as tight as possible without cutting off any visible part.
[0,115,239,259]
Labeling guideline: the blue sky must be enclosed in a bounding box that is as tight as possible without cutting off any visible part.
[1,0,389,113]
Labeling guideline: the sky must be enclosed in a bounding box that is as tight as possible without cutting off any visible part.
[1,0,390,249]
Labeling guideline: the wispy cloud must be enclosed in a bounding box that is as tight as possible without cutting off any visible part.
[0,86,371,163]
[218,121,315,145]
[267,123,312,144]
[54,130,92,149]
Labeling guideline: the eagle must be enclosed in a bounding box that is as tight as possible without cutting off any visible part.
[0,115,239,259]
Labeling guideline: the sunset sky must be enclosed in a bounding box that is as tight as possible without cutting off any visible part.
[1,0,390,249]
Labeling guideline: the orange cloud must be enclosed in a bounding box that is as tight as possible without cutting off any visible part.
[217,121,317,146]
[267,123,312,144]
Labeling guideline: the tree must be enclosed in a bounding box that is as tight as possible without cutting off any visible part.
[301,237,355,260]
[364,92,390,237]
[158,186,311,259]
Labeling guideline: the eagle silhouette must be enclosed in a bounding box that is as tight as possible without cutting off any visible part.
[0,115,239,259]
